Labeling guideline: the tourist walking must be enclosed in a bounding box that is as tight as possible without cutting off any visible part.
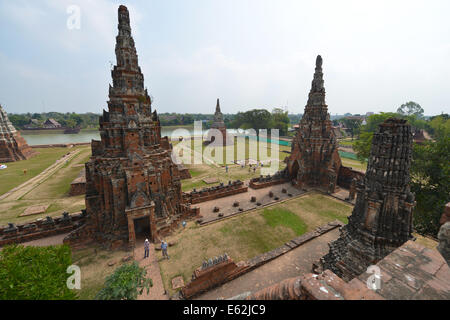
[144,239,150,259]
[161,240,169,259]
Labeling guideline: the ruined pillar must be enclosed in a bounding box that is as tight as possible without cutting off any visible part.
[319,118,415,281]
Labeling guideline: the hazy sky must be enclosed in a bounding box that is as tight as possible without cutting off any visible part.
[1,0,449,116]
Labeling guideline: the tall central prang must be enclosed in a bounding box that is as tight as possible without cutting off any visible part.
[286,55,342,193]
[64,5,196,249]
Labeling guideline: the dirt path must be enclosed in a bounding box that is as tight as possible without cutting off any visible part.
[196,228,340,300]
[136,242,169,300]
[0,150,81,202]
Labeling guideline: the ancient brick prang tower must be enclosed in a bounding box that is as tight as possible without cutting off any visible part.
[286,55,341,193]
[319,118,415,281]
[64,5,195,249]
[0,105,36,162]
[207,99,232,146]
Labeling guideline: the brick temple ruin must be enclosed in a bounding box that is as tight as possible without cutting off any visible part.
[286,56,342,193]
[318,118,416,281]
[0,105,36,163]
[206,98,233,146]
[64,5,197,249]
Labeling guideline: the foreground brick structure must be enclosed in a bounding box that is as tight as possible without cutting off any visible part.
[319,118,415,281]
[64,6,196,249]
[286,56,341,193]
[245,240,450,300]
[0,105,36,162]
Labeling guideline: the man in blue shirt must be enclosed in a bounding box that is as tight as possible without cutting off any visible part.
[161,240,169,260]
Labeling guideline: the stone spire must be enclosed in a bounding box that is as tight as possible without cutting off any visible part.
[215,98,221,114]
[64,5,194,249]
[207,98,231,146]
[0,105,36,162]
[319,118,415,281]
[285,55,341,192]
[213,98,224,124]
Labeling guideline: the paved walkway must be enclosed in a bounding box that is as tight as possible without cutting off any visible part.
[196,227,340,300]
[136,242,169,300]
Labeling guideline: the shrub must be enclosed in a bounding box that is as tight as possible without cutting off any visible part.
[96,262,152,300]
[0,244,76,300]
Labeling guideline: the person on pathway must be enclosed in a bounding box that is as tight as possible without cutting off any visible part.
[144,239,150,259]
[225,165,228,173]
[161,240,169,259]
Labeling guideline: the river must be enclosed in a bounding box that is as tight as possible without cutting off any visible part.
[20,127,246,146]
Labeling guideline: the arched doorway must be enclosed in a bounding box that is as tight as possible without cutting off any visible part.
[290,160,300,179]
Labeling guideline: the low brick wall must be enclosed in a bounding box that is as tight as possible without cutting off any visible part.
[0,211,87,247]
[249,176,288,189]
[183,180,248,204]
[181,254,250,299]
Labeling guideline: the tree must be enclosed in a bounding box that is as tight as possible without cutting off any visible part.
[231,109,272,136]
[0,244,77,300]
[340,118,362,140]
[271,108,290,136]
[397,101,424,118]
[353,112,399,161]
[410,129,450,236]
[96,262,152,300]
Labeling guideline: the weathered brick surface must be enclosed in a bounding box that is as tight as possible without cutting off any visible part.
[0,105,37,162]
[64,6,196,249]
[285,55,342,194]
[181,254,249,299]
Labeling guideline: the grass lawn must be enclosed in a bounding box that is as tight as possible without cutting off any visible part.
[0,148,71,196]
[23,146,91,200]
[341,158,367,172]
[0,146,90,225]
[159,192,352,296]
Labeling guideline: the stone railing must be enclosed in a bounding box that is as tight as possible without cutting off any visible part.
[0,211,87,247]
[183,180,248,204]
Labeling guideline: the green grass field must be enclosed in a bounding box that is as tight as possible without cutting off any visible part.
[0,148,71,196]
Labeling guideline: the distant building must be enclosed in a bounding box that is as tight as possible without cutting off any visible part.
[43,118,62,129]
